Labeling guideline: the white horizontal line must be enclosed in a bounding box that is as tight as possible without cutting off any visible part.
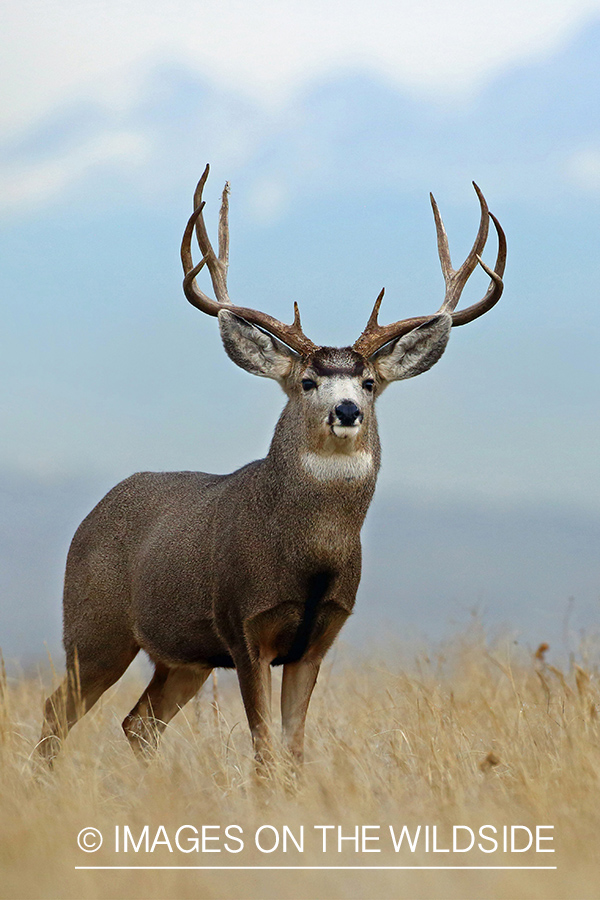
[75,865,557,871]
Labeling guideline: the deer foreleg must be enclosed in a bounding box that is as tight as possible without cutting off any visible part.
[281,658,321,765]
[280,600,349,765]
[234,650,274,767]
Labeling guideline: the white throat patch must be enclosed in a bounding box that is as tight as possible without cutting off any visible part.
[301,450,374,482]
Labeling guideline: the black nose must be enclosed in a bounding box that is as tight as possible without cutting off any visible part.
[335,401,362,426]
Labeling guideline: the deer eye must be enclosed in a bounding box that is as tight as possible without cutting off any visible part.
[302,378,317,392]
[362,379,375,392]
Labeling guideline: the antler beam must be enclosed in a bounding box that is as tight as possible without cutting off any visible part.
[353,184,506,357]
[181,164,317,357]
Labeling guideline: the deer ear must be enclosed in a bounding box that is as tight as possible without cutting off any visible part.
[371,313,452,383]
[218,310,297,380]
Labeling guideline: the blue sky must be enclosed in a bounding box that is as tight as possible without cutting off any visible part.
[2,1,600,661]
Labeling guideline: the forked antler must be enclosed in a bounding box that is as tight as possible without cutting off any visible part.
[353,183,506,357]
[182,169,505,360]
[181,164,317,356]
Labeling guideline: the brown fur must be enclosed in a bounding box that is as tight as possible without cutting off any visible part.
[39,348,381,766]
[39,174,503,768]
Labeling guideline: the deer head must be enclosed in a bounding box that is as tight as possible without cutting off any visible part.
[181,166,506,460]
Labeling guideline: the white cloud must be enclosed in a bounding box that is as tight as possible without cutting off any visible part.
[2,0,600,135]
[0,130,149,214]
[566,146,600,191]
[245,176,290,225]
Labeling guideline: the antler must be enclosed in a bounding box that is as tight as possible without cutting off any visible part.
[353,184,506,357]
[181,164,317,356]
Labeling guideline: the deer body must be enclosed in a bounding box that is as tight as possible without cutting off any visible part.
[39,167,505,766]
[66,417,377,672]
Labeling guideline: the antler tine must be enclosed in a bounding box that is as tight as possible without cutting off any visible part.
[450,212,506,325]
[181,168,318,356]
[181,203,220,314]
[353,186,505,358]
[432,182,489,314]
[353,299,433,358]
[193,164,230,304]
[218,181,230,270]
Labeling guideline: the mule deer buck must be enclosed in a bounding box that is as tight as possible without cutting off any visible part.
[39,165,505,767]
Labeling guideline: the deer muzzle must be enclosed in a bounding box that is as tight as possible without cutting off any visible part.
[330,401,364,438]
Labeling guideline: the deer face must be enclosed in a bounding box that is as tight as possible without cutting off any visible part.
[218,314,376,451]
[218,311,456,458]
[296,348,375,448]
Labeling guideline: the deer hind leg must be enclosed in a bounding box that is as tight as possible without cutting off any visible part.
[38,644,139,764]
[122,663,211,760]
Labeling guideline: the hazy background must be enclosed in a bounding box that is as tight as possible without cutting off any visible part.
[1,0,599,667]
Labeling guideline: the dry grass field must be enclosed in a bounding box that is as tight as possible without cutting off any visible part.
[1,626,600,900]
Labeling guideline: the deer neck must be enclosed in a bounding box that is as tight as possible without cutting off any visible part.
[263,400,380,504]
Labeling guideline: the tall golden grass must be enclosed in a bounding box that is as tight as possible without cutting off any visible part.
[1,626,599,900]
